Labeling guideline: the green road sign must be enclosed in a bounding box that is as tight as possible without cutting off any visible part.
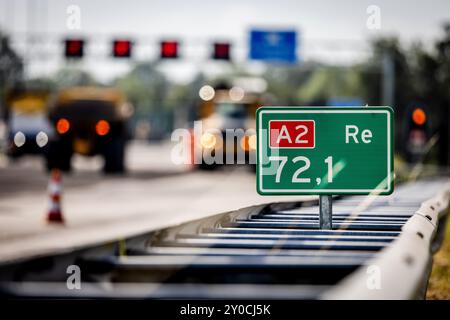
[256,107,394,195]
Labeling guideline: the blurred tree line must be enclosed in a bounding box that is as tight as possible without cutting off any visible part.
[0,32,23,119]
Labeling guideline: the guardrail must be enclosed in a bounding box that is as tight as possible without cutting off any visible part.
[0,179,448,299]
[324,182,450,299]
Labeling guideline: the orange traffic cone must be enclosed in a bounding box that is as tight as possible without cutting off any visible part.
[47,169,64,224]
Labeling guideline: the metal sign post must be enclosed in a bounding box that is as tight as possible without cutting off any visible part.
[319,195,332,229]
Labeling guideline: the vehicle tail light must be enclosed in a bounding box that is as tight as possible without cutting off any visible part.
[95,120,110,136]
[56,118,70,134]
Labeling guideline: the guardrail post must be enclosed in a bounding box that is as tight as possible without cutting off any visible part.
[319,195,332,229]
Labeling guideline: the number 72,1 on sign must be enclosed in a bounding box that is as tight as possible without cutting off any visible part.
[256,107,394,195]
[269,155,334,185]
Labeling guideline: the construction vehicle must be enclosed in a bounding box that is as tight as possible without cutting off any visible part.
[194,83,263,170]
[46,87,133,173]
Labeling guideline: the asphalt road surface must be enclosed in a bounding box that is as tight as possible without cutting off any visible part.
[0,140,315,262]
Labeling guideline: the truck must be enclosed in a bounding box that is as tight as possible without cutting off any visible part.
[46,87,132,173]
[194,85,262,170]
[5,89,52,157]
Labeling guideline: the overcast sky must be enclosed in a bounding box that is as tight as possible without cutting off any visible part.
[1,0,449,82]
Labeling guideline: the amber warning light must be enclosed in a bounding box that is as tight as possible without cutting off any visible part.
[412,108,426,126]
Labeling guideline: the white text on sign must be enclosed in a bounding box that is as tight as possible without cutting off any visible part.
[269,120,315,148]
[345,125,373,144]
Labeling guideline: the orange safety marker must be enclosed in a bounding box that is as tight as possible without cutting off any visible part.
[47,169,64,224]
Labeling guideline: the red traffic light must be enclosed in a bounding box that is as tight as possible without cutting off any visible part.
[112,40,132,58]
[160,41,178,59]
[212,42,231,60]
[64,39,84,58]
